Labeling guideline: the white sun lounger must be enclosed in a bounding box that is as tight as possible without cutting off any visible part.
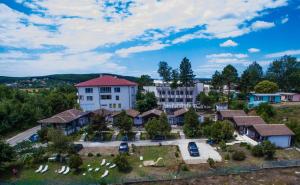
[41,165,48,173]
[105,162,110,166]
[101,170,109,178]
[100,159,106,166]
[140,156,143,161]
[94,168,100,172]
[35,165,43,173]
[58,166,66,174]
[109,164,116,169]
[88,168,93,172]
[63,167,70,175]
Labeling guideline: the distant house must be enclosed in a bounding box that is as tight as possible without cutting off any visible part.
[217,110,247,121]
[280,93,300,102]
[112,109,142,126]
[38,109,91,135]
[247,124,294,148]
[232,116,266,134]
[170,108,204,125]
[140,109,163,124]
[92,108,112,122]
[248,93,281,108]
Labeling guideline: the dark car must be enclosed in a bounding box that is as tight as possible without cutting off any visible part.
[119,142,129,153]
[188,142,200,157]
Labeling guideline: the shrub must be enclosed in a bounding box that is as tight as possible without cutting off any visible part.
[232,150,246,161]
[96,153,101,157]
[207,158,215,168]
[113,154,131,173]
[181,164,189,171]
[224,153,230,160]
[37,127,48,142]
[111,154,115,157]
[251,145,264,157]
[69,155,83,170]
[175,152,179,158]
[261,140,276,159]
[219,140,227,151]
[131,144,136,153]
[87,152,93,157]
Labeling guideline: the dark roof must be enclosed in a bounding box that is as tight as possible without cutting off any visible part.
[38,109,89,124]
[252,124,295,136]
[92,108,112,117]
[173,108,188,117]
[112,109,140,118]
[75,75,137,87]
[140,109,163,117]
[219,110,247,118]
[232,116,266,126]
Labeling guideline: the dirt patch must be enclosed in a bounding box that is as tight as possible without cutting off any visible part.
[79,146,118,156]
[134,167,300,185]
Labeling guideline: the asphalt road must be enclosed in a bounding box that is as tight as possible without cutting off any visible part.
[6,125,41,146]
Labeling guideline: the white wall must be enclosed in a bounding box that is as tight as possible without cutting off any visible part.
[77,86,137,111]
[267,135,291,148]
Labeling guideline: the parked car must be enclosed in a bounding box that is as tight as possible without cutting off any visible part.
[188,142,200,157]
[28,133,39,142]
[119,142,129,153]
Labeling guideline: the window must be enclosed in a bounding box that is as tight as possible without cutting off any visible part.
[189,91,193,95]
[85,88,93,93]
[176,98,183,102]
[109,104,112,108]
[118,104,121,108]
[186,98,193,102]
[116,95,119,100]
[168,98,174,102]
[79,95,84,100]
[180,91,184,95]
[113,104,116,108]
[167,91,171,95]
[162,91,166,95]
[101,95,111,100]
[176,91,180,95]
[100,87,111,93]
[87,96,93,101]
[160,98,165,102]
[254,96,263,101]
[171,91,175,95]
[114,87,121,93]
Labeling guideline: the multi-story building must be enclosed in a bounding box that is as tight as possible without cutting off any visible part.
[75,75,138,111]
[143,80,204,111]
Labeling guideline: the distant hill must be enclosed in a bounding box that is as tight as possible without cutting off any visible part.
[0,73,140,88]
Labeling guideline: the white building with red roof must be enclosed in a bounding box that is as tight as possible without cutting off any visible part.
[75,75,138,111]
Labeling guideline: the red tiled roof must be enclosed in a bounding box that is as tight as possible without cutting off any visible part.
[92,108,112,117]
[112,109,140,118]
[252,124,295,136]
[233,116,266,126]
[173,108,189,117]
[75,75,137,87]
[219,110,247,118]
[38,109,89,124]
[141,109,163,117]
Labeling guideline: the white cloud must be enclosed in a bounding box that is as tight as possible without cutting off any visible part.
[115,42,169,57]
[248,48,261,53]
[220,40,238,47]
[281,15,289,24]
[265,49,300,58]
[206,53,248,59]
[251,21,275,31]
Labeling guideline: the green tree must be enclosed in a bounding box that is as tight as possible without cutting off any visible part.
[286,120,300,144]
[0,140,15,168]
[211,71,223,92]
[158,61,172,83]
[240,62,263,93]
[37,127,48,142]
[69,154,83,171]
[116,110,133,134]
[267,55,300,91]
[113,154,131,173]
[221,65,238,103]
[170,69,179,89]
[145,113,171,139]
[254,80,279,93]
[251,144,264,157]
[196,92,215,109]
[179,57,195,103]
[136,92,157,112]
[47,128,71,153]
[183,108,200,137]
[137,75,153,89]
[255,103,276,122]
[203,121,234,142]
[261,140,276,159]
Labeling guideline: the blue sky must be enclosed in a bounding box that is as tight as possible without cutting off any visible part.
[0,0,300,78]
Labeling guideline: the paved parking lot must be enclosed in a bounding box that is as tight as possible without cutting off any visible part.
[178,140,222,164]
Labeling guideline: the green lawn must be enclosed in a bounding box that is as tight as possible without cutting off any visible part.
[4,146,182,185]
[86,131,113,142]
[269,105,300,124]
[140,132,180,140]
[116,132,136,141]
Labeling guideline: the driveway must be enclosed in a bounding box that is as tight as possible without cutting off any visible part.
[177,140,222,164]
[6,125,41,146]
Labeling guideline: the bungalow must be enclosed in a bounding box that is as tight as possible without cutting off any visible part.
[92,108,112,122]
[248,93,281,108]
[112,109,142,126]
[140,109,163,124]
[170,108,204,125]
[247,124,294,148]
[38,109,91,135]
[280,93,300,102]
[217,110,247,121]
[232,116,266,135]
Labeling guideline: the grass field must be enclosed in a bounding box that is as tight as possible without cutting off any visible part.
[269,105,300,124]
[4,146,182,185]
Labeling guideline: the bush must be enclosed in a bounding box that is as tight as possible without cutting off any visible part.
[113,154,131,173]
[175,152,179,158]
[255,103,276,122]
[251,145,264,157]
[261,140,276,159]
[207,158,215,168]
[69,155,83,170]
[224,153,230,160]
[96,153,101,157]
[37,127,48,142]
[219,140,227,151]
[181,164,189,171]
[131,144,136,153]
[232,150,246,161]
[87,153,93,157]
